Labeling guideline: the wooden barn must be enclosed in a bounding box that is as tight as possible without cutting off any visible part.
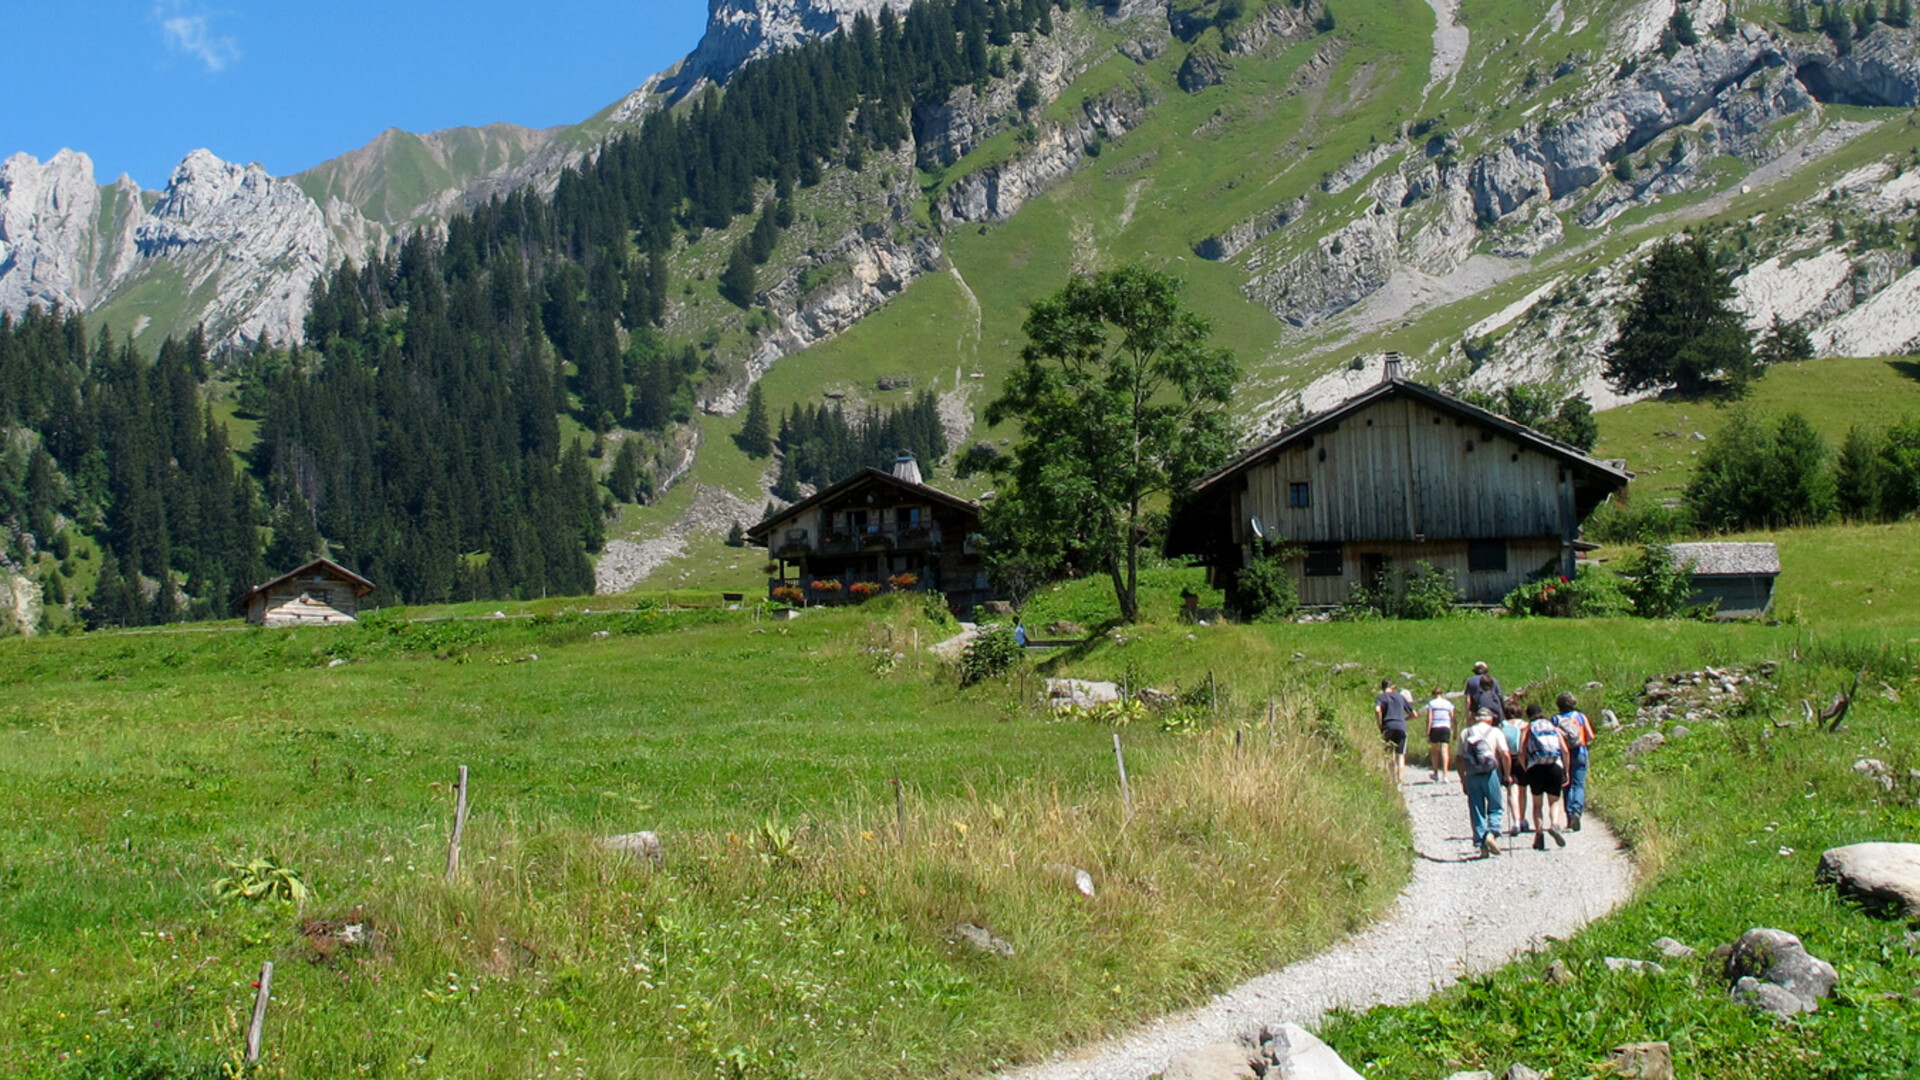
[234,558,376,627]
[1668,541,1780,618]
[748,455,990,615]
[1166,360,1632,606]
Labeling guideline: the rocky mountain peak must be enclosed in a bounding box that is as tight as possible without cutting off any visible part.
[0,148,102,313]
[673,0,914,91]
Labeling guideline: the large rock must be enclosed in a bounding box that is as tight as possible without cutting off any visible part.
[1162,1042,1257,1080]
[1251,1023,1365,1079]
[1605,1042,1674,1080]
[1724,928,1837,1015]
[1817,842,1920,919]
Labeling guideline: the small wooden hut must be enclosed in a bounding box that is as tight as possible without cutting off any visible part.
[234,558,376,627]
[1668,541,1780,618]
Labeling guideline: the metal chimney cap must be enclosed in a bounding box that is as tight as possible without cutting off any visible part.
[890,453,923,485]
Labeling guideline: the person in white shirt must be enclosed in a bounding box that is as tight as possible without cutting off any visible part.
[1423,687,1455,781]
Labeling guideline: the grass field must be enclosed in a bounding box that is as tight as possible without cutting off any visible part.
[0,597,1409,1079]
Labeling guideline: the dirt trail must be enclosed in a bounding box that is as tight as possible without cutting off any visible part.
[993,774,1635,1080]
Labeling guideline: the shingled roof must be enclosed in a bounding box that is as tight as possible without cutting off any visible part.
[1668,542,1781,576]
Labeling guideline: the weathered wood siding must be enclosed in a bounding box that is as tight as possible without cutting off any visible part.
[1287,537,1567,606]
[1231,396,1580,547]
[247,584,359,626]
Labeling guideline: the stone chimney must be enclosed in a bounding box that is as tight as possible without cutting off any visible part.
[1381,352,1406,382]
[891,452,923,485]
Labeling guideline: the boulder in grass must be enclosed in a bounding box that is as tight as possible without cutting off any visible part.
[1724,928,1837,1014]
[1816,842,1920,919]
[1652,936,1696,959]
[951,922,1015,957]
[603,831,663,865]
[1626,731,1666,758]
[1605,1042,1674,1080]
[1504,1066,1546,1080]
[1733,975,1814,1018]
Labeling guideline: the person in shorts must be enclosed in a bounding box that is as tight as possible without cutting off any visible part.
[1523,702,1570,850]
[1375,678,1410,785]
[1500,704,1527,834]
[1423,686,1454,781]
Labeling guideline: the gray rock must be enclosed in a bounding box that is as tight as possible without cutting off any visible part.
[1442,1072,1494,1080]
[1503,1066,1546,1080]
[1604,956,1667,975]
[1734,974,1814,1017]
[936,88,1149,227]
[951,922,1015,957]
[1161,1041,1256,1080]
[1725,927,1837,1012]
[1543,959,1575,985]
[1667,725,1692,740]
[1652,936,1697,959]
[1601,709,1622,731]
[1817,842,1920,919]
[1177,44,1231,93]
[603,830,664,865]
[1626,731,1667,758]
[1046,679,1121,710]
[1605,1041,1674,1080]
[1047,620,1088,637]
[1251,1023,1365,1079]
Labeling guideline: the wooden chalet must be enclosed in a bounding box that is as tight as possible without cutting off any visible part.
[1166,358,1631,606]
[234,557,376,627]
[1668,541,1780,618]
[747,455,989,615]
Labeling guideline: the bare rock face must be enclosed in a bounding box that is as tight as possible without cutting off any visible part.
[0,150,115,313]
[135,150,338,345]
[672,0,913,92]
[935,86,1150,226]
[0,146,363,349]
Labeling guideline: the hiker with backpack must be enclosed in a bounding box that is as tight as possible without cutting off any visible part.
[1555,691,1596,831]
[1464,662,1504,720]
[1458,706,1511,858]
[1501,704,1528,835]
[1375,678,1410,785]
[1423,686,1454,782]
[1522,702,1569,850]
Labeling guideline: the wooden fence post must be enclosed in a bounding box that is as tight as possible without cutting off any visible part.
[245,960,273,1066]
[1112,732,1132,818]
[445,765,470,881]
[893,774,907,845]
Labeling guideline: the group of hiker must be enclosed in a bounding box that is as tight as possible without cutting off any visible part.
[1374,662,1595,859]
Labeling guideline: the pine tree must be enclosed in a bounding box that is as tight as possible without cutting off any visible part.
[1756,314,1815,366]
[1604,237,1758,397]
[719,242,758,309]
[1835,425,1884,519]
[739,383,773,458]
[608,438,642,503]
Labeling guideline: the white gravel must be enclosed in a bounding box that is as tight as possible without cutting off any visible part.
[993,774,1637,1080]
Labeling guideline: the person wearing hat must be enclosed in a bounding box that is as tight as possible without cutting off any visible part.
[1457,705,1510,857]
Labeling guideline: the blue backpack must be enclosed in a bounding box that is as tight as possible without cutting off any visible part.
[1526,717,1566,768]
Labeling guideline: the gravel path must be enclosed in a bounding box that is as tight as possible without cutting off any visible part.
[995,773,1636,1080]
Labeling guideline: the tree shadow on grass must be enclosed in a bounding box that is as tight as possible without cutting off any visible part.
[1887,359,1920,386]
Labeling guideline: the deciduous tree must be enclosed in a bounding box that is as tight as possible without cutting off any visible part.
[982,265,1238,622]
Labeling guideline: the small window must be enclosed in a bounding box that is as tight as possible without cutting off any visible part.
[1468,539,1508,573]
[1304,543,1343,577]
[1288,482,1311,509]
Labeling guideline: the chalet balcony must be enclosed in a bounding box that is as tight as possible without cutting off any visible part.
[809,524,941,556]
[768,573,928,606]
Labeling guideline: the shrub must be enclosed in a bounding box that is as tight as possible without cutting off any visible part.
[1622,541,1698,618]
[1686,409,1836,531]
[1232,538,1298,622]
[959,624,1023,685]
[1399,561,1462,619]
[1583,493,1690,544]
[1502,563,1633,617]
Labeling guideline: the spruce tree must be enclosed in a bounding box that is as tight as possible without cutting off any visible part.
[1835,425,1884,520]
[719,242,758,308]
[739,383,773,458]
[1604,237,1758,397]
[608,438,642,503]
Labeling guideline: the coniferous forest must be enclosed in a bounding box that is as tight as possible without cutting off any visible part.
[0,0,1058,625]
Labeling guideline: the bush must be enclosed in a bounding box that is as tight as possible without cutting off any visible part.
[1398,561,1462,619]
[1686,409,1836,531]
[1622,541,1699,618]
[1502,563,1633,617]
[1232,538,1298,622]
[960,624,1022,685]
[1583,493,1690,544]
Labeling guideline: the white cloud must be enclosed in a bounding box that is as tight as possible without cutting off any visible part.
[157,7,240,73]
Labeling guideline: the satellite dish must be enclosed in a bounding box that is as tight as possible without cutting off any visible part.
[1248,516,1266,539]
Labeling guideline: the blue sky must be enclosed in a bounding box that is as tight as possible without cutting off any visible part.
[3,1,711,190]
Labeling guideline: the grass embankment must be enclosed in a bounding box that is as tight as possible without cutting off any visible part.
[0,599,1401,1079]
